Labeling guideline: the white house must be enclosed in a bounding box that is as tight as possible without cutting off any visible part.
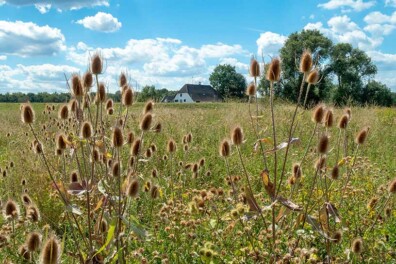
[173,83,222,103]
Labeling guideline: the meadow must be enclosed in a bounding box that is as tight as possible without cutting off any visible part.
[0,56,395,263]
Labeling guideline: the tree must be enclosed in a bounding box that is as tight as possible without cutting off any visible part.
[328,43,377,105]
[279,30,333,103]
[209,64,246,98]
[362,80,393,106]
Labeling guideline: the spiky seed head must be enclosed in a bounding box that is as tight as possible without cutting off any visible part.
[167,139,176,153]
[351,238,363,254]
[33,140,43,154]
[153,123,162,133]
[21,179,27,185]
[331,165,339,180]
[19,245,31,260]
[58,104,69,120]
[145,148,152,158]
[152,169,158,178]
[107,108,114,115]
[69,99,78,113]
[315,156,326,170]
[388,178,396,194]
[105,99,114,110]
[91,52,103,75]
[119,72,127,87]
[318,135,329,154]
[344,107,352,120]
[355,127,369,145]
[312,104,325,124]
[300,50,313,73]
[98,82,106,102]
[332,231,342,244]
[151,185,159,199]
[186,133,193,143]
[40,236,61,264]
[266,58,281,82]
[306,69,320,85]
[26,232,41,252]
[70,74,83,98]
[70,171,79,183]
[112,126,123,148]
[250,59,260,77]
[143,100,154,114]
[100,219,108,233]
[150,143,157,152]
[219,139,231,157]
[192,163,199,173]
[112,161,120,177]
[3,199,19,220]
[131,138,141,157]
[338,114,349,129]
[56,133,67,150]
[126,180,139,198]
[21,193,32,206]
[127,131,135,145]
[122,87,133,107]
[246,83,256,96]
[92,148,99,162]
[21,103,35,124]
[26,205,40,222]
[292,163,302,178]
[140,113,152,131]
[231,126,244,146]
[323,109,334,127]
[82,71,93,91]
[80,121,93,139]
[199,158,205,167]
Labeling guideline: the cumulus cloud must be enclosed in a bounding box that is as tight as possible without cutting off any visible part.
[318,0,375,12]
[0,55,6,60]
[385,0,396,7]
[76,12,122,32]
[256,32,287,56]
[218,58,249,72]
[0,0,109,13]
[0,20,65,57]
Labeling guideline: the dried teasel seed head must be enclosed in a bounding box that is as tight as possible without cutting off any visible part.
[312,104,325,124]
[58,104,69,120]
[231,126,243,146]
[186,133,193,143]
[126,180,139,198]
[153,122,162,133]
[80,121,93,139]
[199,158,205,167]
[246,82,256,96]
[127,131,135,145]
[145,148,152,158]
[300,50,313,73]
[56,133,67,150]
[112,161,120,177]
[167,139,176,153]
[26,205,40,222]
[70,74,83,98]
[99,219,108,233]
[355,127,369,145]
[250,58,260,77]
[82,71,93,91]
[105,99,114,110]
[122,87,133,107]
[40,235,61,264]
[266,57,281,82]
[91,52,103,75]
[332,231,342,244]
[19,245,31,260]
[219,139,231,157]
[351,238,363,254]
[140,113,152,131]
[292,163,302,178]
[388,178,396,194]
[331,165,339,180]
[119,72,127,87]
[323,109,334,128]
[26,232,41,252]
[69,99,78,113]
[317,134,329,154]
[338,114,349,129]
[112,126,124,148]
[107,108,114,115]
[3,199,19,220]
[33,140,43,154]
[70,170,79,183]
[344,107,352,120]
[98,82,106,102]
[143,100,154,114]
[21,193,33,206]
[131,138,141,157]
[21,103,35,124]
[315,156,326,170]
[151,185,159,199]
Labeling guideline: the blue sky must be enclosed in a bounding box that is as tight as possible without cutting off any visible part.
[1,0,396,93]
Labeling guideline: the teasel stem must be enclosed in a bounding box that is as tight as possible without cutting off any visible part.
[340,145,359,205]
[224,157,238,200]
[117,148,122,259]
[336,128,342,163]
[276,73,306,196]
[28,123,89,250]
[303,83,312,109]
[94,74,100,134]
[122,108,129,130]
[365,194,392,234]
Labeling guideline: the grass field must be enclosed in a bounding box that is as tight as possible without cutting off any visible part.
[0,101,395,263]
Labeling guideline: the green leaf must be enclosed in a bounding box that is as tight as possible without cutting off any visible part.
[93,218,117,257]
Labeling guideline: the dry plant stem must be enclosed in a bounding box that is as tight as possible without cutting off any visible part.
[117,149,122,260]
[276,73,306,196]
[340,145,359,205]
[94,74,100,133]
[28,123,89,249]
[303,83,312,108]
[224,157,238,200]
[336,129,342,163]
[269,81,278,189]
[122,107,129,130]
[366,194,392,234]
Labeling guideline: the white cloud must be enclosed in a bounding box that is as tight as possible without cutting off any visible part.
[256,32,287,56]
[0,20,65,57]
[0,0,109,13]
[76,12,121,32]
[364,23,395,36]
[385,0,396,7]
[318,0,375,12]
[328,15,359,33]
[364,11,392,24]
[218,58,249,72]
[0,55,6,60]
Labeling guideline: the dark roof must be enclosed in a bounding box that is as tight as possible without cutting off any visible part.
[178,84,222,102]
[161,95,175,102]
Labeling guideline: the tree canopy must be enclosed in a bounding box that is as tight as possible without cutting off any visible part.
[209,64,246,98]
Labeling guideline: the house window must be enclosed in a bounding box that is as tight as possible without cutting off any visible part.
[180,94,182,97]
[175,100,178,102]
[184,99,186,102]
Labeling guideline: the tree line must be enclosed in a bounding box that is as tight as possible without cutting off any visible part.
[209,30,396,106]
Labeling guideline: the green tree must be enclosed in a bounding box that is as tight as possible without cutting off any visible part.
[362,80,393,106]
[209,64,246,98]
[279,29,333,103]
[328,43,377,105]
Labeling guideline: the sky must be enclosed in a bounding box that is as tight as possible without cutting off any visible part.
[1,0,396,93]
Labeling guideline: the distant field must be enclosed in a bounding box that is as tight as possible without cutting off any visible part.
[0,101,395,262]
